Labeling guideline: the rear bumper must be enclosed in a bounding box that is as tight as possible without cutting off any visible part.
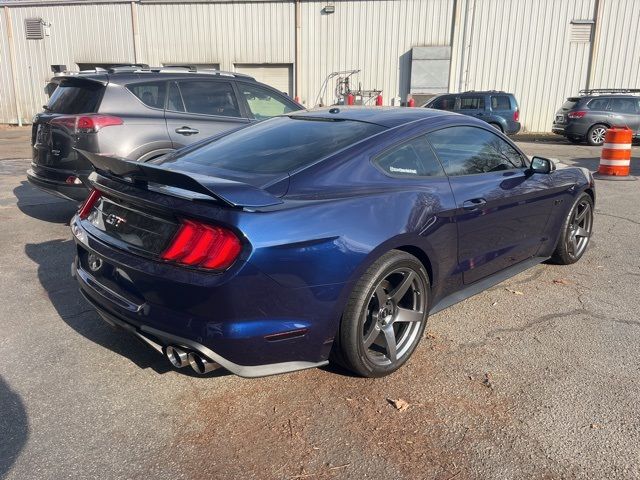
[552,122,586,138]
[27,167,89,202]
[70,216,336,377]
[505,122,521,135]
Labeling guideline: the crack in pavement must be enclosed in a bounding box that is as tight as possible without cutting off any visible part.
[595,211,640,227]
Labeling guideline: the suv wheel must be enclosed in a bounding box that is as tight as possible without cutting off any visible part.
[488,122,503,133]
[587,124,607,146]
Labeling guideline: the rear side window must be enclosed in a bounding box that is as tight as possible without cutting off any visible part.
[430,95,457,110]
[154,116,385,174]
[127,81,167,109]
[45,81,103,114]
[588,98,609,111]
[459,96,485,110]
[608,98,638,114]
[427,126,525,176]
[491,95,511,110]
[239,84,297,120]
[174,81,241,118]
[375,136,444,177]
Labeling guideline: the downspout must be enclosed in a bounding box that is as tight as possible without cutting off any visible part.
[458,0,476,92]
[4,6,23,126]
[448,0,461,93]
[130,1,140,64]
[294,0,301,102]
[586,0,602,90]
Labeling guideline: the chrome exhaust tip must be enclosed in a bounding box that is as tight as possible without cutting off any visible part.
[187,352,220,375]
[165,345,189,368]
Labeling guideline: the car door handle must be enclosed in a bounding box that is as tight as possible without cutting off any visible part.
[463,198,487,210]
[175,126,199,136]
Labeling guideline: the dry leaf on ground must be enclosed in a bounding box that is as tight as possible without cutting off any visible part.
[387,398,410,412]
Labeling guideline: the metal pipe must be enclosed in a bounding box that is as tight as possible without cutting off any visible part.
[187,352,220,375]
[4,6,22,126]
[586,0,603,90]
[165,345,189,368]
[294,0,301,102]
[130,1,141,64]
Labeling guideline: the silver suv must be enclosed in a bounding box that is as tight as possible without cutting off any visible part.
[552,89,640,146]
[28,66,302,201]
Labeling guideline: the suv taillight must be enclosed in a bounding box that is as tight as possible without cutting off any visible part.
[567,111,587,119]
[78,189,102,219]
[513,109,519,122]
[161,219,242,271]
[50,114,123,133]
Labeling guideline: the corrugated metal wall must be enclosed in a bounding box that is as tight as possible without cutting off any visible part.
[591,0,640,89]
[136,1,295,69]
[1,0,639,131]
[459,0,597,132]
[1,2,134,123]
[299,0,454,106]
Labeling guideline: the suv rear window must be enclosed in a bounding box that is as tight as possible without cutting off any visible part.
[45,81,104,114]
[155,116,385,174]
[562,98,579,110]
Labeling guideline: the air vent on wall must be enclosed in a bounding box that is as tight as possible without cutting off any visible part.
[25,18,44,40]
[570,20,594,43]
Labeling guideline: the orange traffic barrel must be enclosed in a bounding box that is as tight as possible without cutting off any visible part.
[598,127,632,176]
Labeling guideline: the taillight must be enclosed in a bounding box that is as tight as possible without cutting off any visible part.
[513,109,519,122]
[567,111,587,119]
[78,189,102,219]
[50,114,123,133]
[161,219,242,271]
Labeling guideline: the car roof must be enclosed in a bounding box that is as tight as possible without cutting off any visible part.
[291,106,453,128]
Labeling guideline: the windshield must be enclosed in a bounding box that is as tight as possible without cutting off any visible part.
[154,116,386,174]
[46,81,104,114]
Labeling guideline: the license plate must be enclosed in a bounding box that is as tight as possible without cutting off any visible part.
[555,115,565,124]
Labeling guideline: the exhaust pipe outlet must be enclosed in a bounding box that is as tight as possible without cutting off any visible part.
[187,352,220,375]
[165,345,189,368]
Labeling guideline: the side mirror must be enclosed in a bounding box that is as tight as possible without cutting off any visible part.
[529,156,556,174]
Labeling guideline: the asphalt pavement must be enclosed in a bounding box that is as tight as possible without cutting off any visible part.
[0,127,639,479]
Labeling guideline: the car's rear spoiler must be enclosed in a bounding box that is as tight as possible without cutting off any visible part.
[78,150,283,208]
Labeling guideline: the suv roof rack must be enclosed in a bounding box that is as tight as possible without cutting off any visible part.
[579,88,640,95]
[61,65,256,81]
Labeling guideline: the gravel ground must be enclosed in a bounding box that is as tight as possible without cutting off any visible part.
[1,127,639,479]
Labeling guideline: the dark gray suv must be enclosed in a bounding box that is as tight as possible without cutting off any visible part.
[552,89,640,146]
[28,67,302,201]
[423,91,521,135]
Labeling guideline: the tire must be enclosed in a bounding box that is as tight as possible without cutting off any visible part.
[550,192,594,265]
[332,250,430,377]
[586,124,607,146]
[488,122,503,133]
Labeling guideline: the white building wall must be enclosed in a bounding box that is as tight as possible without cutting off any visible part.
[0,0,639,131]
[590,0,640,89]
[136,1,295,70]
[1,2,135,124]
[458,0,596,132]
[298,0,454,107]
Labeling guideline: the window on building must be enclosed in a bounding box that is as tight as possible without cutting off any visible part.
[239,84,297,120]
[175,81,240,117]
[374,136,444,177]
[427,126,525,176]
[459,96,485,110]
[127,81,167,109]
[491,95,511,110]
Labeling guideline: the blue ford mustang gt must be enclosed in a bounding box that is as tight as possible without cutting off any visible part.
[70,107,595,378]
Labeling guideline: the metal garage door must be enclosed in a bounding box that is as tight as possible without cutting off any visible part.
[234,64,293,96]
